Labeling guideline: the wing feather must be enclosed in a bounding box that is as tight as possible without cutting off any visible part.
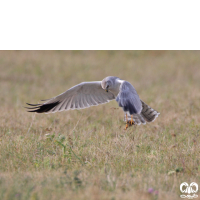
[88,95,97,105]
[70,95,76,109]
[77,95,83,108]
[26,81,115,113]
[59,99,68,111]
[65,97,73,110]
[81,96,88,108]
[93,95,101,104]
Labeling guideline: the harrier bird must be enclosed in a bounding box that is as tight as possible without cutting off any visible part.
[26,76,160,129]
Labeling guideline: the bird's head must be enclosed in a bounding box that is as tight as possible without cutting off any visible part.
[101,76,119,92]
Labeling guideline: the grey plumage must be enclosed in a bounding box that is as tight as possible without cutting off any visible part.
[26,76,160,126]
[116,81,142,114]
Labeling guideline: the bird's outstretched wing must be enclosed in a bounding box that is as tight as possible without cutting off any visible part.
[26,81,115,113]
[116,81,142,115]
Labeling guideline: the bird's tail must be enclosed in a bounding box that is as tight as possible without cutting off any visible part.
[124,100,160,125]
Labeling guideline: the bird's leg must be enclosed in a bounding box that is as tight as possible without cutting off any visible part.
[130,115,134,125]
[125,113,128,130]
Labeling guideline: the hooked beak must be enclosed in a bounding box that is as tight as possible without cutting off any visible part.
[105,85,109,92]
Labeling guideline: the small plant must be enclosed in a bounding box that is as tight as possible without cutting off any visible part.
[46,133,84,165]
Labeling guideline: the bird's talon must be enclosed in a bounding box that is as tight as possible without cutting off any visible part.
[125,123,129,130]
[126,119,134,126]
[130,115,134,125]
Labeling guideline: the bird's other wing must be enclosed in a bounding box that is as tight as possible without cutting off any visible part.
[116,81,142,115]
[26,81,115,113]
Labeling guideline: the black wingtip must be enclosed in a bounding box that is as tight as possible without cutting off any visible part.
[26,103,41,106]
[26,101,60,113]
[24,106,41,110]
[40,99,50,101]
[27,110,40,113]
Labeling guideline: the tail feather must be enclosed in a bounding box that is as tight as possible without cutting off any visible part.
[140,100,160,122]
[124,100,160,125]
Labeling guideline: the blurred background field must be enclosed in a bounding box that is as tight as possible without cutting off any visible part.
[0,51,200,200]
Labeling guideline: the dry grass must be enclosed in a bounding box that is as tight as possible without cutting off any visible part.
[0,51,200,200]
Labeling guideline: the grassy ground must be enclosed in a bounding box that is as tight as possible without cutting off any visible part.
[0,51,200,200]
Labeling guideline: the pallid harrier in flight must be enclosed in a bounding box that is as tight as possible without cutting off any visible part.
[26,76,160,129]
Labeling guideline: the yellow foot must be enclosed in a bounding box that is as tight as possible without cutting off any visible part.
[125,123,129,130]
[130,119,134,125]
[130,115,134,125]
